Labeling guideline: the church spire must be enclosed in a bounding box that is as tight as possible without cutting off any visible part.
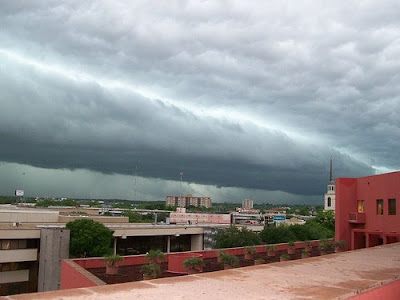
[329,156,333,182]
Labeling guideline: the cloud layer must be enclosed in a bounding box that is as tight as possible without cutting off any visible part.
[1,1,399,202]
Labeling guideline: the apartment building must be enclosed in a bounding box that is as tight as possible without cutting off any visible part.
[242,198,254,209]
[166,195,212,208]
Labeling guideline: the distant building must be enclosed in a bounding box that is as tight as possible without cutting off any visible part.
[324,157,335,211]
[335,171,400,250]
[242,198,254,209]
[166,194,212,208]
[170,212,231,225]
[235,207,260,214]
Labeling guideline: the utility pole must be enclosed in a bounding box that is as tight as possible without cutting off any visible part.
[133,165,138,201]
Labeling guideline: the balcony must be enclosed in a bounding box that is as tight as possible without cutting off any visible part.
[349,212,366,224]
[0,249,38,263]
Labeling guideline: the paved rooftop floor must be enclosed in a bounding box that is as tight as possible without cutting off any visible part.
[3,243,400,300]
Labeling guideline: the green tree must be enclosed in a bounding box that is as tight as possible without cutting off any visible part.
[308,210,335,232]
[260,218,334,244]
[215,226,262,248]
[122,210,155,223]
[60,198,76,206]
[35,199,57,207]
[259,225,297,244]
[66,219,114,258]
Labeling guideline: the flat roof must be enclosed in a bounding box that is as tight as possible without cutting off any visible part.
[0,209,59,214]
[6,243,400,299]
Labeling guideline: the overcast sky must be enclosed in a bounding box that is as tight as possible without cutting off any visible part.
[0,1,399,204]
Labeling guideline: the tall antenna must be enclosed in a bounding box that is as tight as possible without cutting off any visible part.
[133,165,138,200]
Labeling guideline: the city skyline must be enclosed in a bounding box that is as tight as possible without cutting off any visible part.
[1,1,399,204]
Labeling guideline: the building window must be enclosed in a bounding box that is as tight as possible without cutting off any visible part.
[1,240,10,250]
[327,197,331,207]
[357,200,364,213]
[377,199,384,215]
[389,199,396,215]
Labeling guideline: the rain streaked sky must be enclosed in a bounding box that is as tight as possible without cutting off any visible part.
[1,1,399,204]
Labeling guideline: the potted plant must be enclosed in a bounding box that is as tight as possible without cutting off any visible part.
[334,240,346,252]
[280,253,291,262]
[266,245,277,257]
[141,249,165,280]
[141,262,161,280]
[244,246,257,260]
[104,254,123,275]
[320,240,334,255]
[217,250,225,263]
[145,249,165,263]
[301,249,310,259]
[254,258,265,265]
[287,241,295,255]
[304,240,313,252]
[220,252,239,270]
[183,256,204,274]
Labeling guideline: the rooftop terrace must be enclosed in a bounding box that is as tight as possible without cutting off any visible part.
[3,243,400,300]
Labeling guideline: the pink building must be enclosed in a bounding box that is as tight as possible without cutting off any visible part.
[170,212,231,224]
[335,171,400,250]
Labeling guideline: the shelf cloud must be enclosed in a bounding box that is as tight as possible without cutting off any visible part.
[1,1,398,203]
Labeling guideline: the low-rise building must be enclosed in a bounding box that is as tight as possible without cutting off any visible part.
[335,171,400,250]
[0,207,229,296]
[170,212,231,225]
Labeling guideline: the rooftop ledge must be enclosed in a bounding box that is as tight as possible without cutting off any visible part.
[5,243,400,300]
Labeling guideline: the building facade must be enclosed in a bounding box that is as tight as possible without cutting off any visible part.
[242,198,254,209]
[166,195,212,208]
[324,157,336,211]
[0,210,70,296]
[170,212,231,225]
[335,171,400,250]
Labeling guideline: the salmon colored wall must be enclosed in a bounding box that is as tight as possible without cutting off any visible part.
[60,261,100,289]
[348,278,400,300]
[335,178,357,248]
[335,172,400,250]
[61,240,325,288]
[73,255,148,269]
[356,173,400,232]
[168,252,203,273]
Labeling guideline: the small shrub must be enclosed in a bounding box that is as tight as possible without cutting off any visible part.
[220,252,239,267]
[141,262,161,278]
[183,257,204,270]
[333,240,346,251]
[244,246,257,255]
[320,239,334,252]
[266,245,277,252]
[103,254,123,267]
[145,249,165,263]
[280,254,291,260]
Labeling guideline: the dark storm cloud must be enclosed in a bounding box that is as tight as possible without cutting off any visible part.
[0,1,398,200]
